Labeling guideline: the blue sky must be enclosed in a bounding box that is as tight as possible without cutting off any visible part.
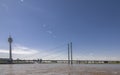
[0,0,120,60]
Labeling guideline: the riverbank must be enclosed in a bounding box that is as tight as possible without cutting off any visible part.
[1,59,120,64]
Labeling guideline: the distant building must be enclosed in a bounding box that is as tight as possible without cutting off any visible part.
[0,58,11,64]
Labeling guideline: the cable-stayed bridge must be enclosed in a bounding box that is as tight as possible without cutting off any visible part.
[0,36,120,64]
[12,42,120,64]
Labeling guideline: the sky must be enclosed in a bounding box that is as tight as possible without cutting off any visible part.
[0,0,120,60]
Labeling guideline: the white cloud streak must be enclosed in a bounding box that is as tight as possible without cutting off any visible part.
[47,30,53,34]
[0,44,66,60]
[0,44,119,60]
[74,54,120,61]
[20,0,24,2]
[0,45,38,55]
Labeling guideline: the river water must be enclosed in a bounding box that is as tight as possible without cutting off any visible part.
[0,64,120,75]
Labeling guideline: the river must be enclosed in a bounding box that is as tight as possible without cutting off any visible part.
[0,64,120,75]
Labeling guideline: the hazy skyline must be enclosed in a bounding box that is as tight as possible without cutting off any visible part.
[0,0,120,60]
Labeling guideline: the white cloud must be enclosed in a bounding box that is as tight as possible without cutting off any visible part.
[0,44,119,60]
[20,0,24,2]
[0,45,38,55]
[74,55,120,61]
[47,30,53,34]
[0,50,9,54]
[13,44,38,54]
[0,44,65,60]
[0,44,41,59]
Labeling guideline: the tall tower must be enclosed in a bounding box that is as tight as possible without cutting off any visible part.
[68,42,73,65]
[8,35,13,63]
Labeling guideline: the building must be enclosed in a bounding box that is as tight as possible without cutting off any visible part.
[0,58,11,64]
